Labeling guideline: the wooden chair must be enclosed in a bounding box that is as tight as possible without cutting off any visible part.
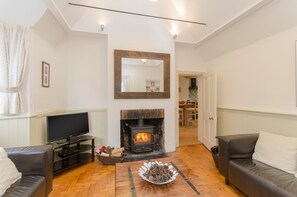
[179,108,184,127]
[185,102,198,127]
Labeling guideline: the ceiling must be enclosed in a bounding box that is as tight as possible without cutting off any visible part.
[44,0,271,44]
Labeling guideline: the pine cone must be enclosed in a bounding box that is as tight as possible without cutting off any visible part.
[144,162,173,183]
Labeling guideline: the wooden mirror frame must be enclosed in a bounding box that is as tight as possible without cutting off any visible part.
[114,49,170,99]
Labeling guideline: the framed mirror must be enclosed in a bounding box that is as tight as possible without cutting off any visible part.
[114,49,170,99]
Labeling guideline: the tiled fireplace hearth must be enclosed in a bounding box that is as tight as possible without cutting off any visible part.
[120,109,166,161]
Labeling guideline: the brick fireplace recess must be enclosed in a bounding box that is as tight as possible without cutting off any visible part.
[120,109,165,161]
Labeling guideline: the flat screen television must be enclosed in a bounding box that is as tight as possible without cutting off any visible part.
[47,112,89,142]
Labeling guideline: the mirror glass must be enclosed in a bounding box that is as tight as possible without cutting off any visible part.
[121,58,164,92]
[114,50,170,99]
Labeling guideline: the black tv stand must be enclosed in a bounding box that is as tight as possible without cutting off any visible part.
[58,148,80,158]
[50,135,95,175]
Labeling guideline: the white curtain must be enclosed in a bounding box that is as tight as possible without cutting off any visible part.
[0,23,28,115]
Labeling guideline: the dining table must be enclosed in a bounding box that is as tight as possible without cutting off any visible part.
[179,102,195,126]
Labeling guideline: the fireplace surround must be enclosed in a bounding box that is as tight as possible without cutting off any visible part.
[120,109,165,161]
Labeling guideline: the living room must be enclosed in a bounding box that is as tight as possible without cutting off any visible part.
[1,0,297,196]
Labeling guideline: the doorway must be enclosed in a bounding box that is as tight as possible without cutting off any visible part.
[178,73,201,146]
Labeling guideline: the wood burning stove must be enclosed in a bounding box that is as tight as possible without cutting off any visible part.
[120,109,165,161]
[129,119,154,153]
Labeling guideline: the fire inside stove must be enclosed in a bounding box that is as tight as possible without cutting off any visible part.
[134,132,152,144]
[130,123,154,153]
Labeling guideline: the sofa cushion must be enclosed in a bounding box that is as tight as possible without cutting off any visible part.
[229,159,297,197]
[0,147,22,196]
[2,176,46,197]
[252,131,297,175]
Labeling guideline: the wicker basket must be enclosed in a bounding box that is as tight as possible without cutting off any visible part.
[96,153,124,165]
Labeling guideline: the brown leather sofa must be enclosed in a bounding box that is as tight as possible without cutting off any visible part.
[217,134,297,197]
[3,145,53,197]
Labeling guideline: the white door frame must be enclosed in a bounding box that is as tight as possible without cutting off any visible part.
[175,71,204,147]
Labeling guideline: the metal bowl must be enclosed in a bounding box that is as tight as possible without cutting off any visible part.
[138,161,178,185]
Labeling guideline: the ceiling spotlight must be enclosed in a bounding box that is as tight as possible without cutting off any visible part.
[100,24,105,31]
[149,0,159,2]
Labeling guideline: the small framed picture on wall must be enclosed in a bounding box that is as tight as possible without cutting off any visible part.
[42,61,50,88]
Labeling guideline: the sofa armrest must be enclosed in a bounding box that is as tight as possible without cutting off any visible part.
[5,145,53,196]
[217,134,259,182]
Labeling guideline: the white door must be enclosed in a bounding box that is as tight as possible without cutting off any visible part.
[200,73,217,150]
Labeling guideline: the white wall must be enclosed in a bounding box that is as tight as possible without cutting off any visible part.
[0,2,176,150]
[29,30,55,113]
[179,76,189,101]
[31,12,108,113]
[55,34,108,110]
[175,44,206,72]
[29,10,66,114]
[54,34,108,145]
[207,25,297,115]
[0,1,49,115]
[107,26,176,152]
[202,21,297,138]
[0,7,108,147]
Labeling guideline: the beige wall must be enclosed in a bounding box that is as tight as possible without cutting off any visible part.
[218,108,297,138]
[207,25,297,115]
[179,76,189,101]
[206,14,297,137]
